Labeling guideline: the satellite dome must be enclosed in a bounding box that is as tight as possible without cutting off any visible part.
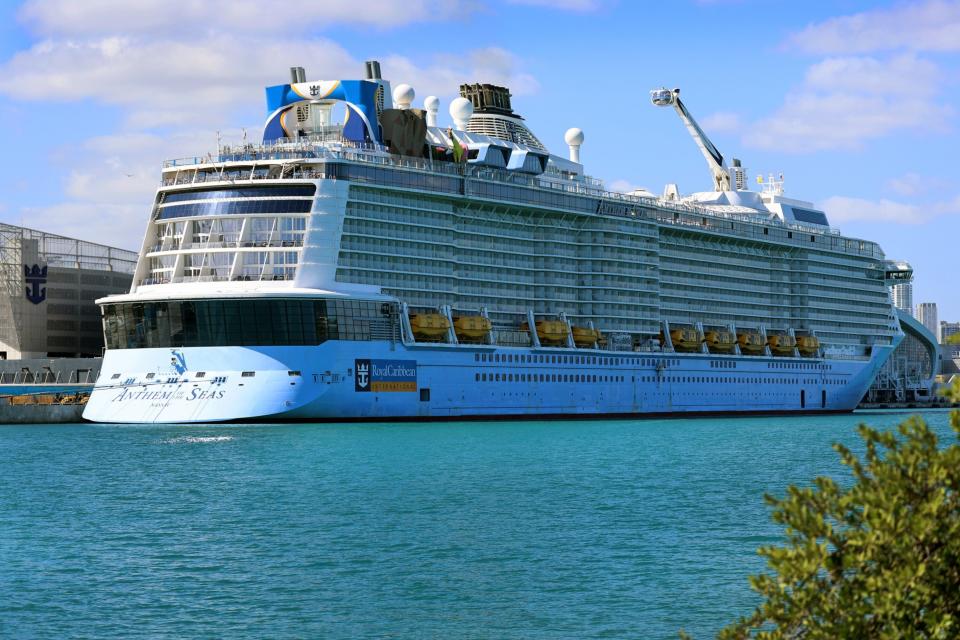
[564,127,584,146]
[424,95,439,111]
[392,84,415,108]
[449,97,474,128]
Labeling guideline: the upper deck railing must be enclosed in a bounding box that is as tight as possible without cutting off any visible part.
[160,136,879,256]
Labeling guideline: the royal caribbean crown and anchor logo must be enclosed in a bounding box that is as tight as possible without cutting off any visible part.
[24,264,47,305]
[355,359,417,392]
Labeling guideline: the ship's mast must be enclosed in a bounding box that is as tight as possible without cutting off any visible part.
[651,87,730,192]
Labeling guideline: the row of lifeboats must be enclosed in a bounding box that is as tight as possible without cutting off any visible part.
[665,327,820,356]
[409,313,492,343]
[409,313,602,347]
[520,320,602,347]
[408,312,820,356]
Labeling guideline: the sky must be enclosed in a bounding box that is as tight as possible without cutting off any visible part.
[0,0,958,317]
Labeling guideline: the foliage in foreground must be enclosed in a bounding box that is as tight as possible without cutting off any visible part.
[714,387,960,639]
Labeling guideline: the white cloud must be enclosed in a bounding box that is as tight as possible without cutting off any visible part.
[19,0,473,35]
[699,111,742,134]
[505,0,603,10]
[382,48,540,102]
[0,36,358,128]
[607,179,654,195]
[744,53,951,153]
[0,36,538,129]
[20,202,147,250]
[787,0,960,55]
[803,53,940,96]
[886,172,950,197]
[820,194,960,224]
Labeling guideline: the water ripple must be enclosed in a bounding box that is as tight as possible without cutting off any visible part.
[0,411,953,639]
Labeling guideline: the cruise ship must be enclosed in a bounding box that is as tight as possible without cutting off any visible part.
[83,61,902,423]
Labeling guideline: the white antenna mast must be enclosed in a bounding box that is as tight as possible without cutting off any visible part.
[651,87,730,192]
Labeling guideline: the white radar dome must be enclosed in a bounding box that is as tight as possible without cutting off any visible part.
[449,96,474,128]
[392,83,415,109]
[564,127,584,146]
[424,95,439,111]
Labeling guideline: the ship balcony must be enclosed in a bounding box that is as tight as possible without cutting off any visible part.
[148,239,303,253]
[140,273,296,285]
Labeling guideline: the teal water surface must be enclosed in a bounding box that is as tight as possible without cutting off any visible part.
[1,410,955,639]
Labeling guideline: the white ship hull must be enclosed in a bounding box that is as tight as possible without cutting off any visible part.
[83,340,897,423]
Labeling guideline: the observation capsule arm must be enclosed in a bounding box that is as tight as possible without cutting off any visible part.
[651,88,730,192]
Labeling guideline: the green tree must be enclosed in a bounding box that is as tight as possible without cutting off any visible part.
[714,384,960,639]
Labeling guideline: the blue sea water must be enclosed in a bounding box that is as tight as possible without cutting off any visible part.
[1,410,956,639]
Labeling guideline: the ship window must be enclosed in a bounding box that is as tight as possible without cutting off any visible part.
[242,371,255,377]
[157,199,313,220]
[101,298,398,349]
[161,186,316,204]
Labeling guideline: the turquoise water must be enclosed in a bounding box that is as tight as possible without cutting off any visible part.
[1,410,955,639]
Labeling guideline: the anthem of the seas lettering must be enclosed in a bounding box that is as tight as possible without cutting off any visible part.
[82,61,902,423]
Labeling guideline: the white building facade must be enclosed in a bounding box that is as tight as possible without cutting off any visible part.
[917,302,940,343]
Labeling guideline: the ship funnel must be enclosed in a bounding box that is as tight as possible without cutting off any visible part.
[424,96,439,127]
[364,60,382,80]
[290,66,306,83]
[564,128,584,163]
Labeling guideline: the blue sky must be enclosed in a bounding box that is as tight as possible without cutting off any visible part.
[0,0,958,317]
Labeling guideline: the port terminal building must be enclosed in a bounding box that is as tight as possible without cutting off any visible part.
[0,223,136,360]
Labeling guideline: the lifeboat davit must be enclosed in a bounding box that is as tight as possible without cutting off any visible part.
[664,327,702,352]
[522,320,570,345]
[705,329,736,353]
[797,335,820,356]
[409,313,450,341]
[737,331,765,354]
[768,334,797,355]
[454,315,491,342]
[572,326,601,347]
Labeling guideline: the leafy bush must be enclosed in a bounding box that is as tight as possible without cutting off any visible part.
[708,385,960,639]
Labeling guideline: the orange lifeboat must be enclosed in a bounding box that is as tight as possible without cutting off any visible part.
[409,313,450,341]
[522,320,570,345]
[663,327,702,352]
[705,329,736,353]
[737,330,765,354]
[797,335,820,356]
[768,334,797,355]
[572,326,601,347]
[454,315,491,342]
